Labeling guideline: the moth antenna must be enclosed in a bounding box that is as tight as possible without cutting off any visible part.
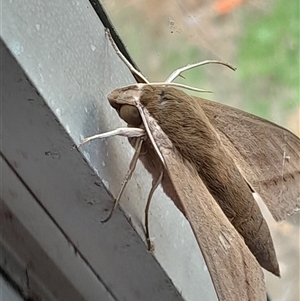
[149,82,212,93]
[105,28,149,84]
[166,60,236,83]
[78,128,145,147]
[136,103,165,166]
[102,138,144,223]
[145,171,164,252]
[106,29,234,94]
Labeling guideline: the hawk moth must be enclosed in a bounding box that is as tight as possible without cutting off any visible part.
[80,31,300,301]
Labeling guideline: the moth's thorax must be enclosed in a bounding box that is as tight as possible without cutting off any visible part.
[138,86,222,151]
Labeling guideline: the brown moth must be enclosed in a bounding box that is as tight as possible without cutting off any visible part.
[80,31,300,301]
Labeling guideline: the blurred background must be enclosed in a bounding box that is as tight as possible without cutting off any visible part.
[101,1,299,300]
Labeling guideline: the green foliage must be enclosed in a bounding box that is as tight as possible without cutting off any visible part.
[238,0,299,118]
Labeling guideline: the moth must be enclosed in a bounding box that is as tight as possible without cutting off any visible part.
[80,31,300,301]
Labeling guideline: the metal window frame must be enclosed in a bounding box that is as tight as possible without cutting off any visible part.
[1,1,216,300]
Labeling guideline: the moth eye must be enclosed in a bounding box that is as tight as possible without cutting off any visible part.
[120,105,142,126]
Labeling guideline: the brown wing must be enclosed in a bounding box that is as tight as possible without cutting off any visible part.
[198,98,300,221]
[157,135,266,301]
[141,109,266,300]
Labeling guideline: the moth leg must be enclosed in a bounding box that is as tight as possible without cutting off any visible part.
[145,171,164,252]
[105,28,149,84]
[102,137,144,223]
[165,60,236,83]
[78,127,145,147]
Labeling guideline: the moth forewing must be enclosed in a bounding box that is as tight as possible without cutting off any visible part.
[141,108,266,301]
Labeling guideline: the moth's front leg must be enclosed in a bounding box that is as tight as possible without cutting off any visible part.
[102,137,145,223]
[78,127,146,222]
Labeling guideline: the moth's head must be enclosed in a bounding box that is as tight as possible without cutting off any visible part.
[108,84,145,127]
[108,84,190,127]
